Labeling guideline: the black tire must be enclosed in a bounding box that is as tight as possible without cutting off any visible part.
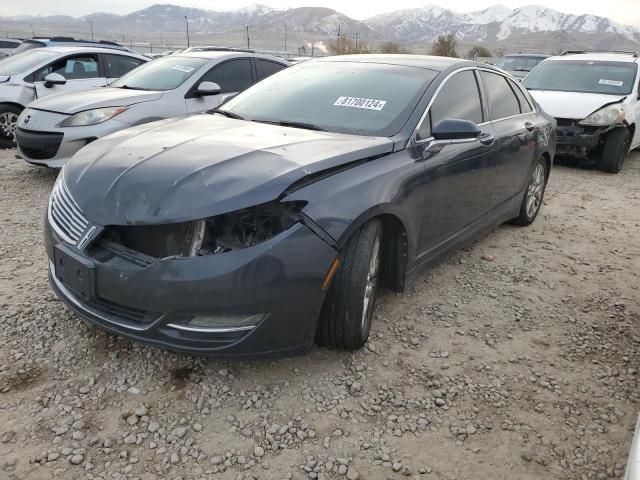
[511,157,548,226]
[316,219,383,351]
[600,127,631,174]
[0,104,22,148]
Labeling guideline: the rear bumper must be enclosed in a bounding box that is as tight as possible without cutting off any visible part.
[45,215,338,359]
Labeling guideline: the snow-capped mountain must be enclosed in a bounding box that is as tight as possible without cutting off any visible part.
[0,3,638,50]
[365,4,640,43]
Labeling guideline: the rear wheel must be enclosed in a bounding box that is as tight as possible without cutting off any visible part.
[511,157,548,226]
[0,105,21,148]
[317,219,382,350]
[600,127,631,173]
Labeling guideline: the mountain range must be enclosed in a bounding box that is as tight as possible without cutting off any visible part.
[1,3,639,53]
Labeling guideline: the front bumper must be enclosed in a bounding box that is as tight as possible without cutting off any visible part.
[45,215,338,358]
[554,120,604,159]
[16,109,130,168]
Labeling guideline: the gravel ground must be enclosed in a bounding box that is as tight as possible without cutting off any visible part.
[0,147,639,480]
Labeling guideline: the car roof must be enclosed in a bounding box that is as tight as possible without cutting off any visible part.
[175,51,288,63]
[37,46,147,59]
[311,54,474,71]
[503,53,550,58]
[548,52,640,63]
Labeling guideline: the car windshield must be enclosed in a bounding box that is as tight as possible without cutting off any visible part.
[523,60,638,95]
[219,61,437,136]
[11,40,47,55]
[111,56,207,91]
[495,56,546,72]
[0,49,57,76]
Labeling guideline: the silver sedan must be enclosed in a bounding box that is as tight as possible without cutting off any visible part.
[16,51,288,168]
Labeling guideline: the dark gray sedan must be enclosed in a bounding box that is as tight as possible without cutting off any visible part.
[45,55,556,358]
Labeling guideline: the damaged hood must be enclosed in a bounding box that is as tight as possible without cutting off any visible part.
[30,87,163,114]
[63,114,394,226]
[527,90,625,120]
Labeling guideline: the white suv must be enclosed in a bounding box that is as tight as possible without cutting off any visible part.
[523,51,640,173]
[0,46,148,147]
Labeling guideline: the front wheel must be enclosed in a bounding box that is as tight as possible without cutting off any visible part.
[316,219,383,351]
[511,158,548,226]
[0,105,22,148]
[600,127,630,174]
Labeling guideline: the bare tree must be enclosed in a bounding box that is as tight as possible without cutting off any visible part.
[378,41,410,54]
[328,34,371,55]
[494,47,505,58]
[431,33,458,57]
[468,45,492,59]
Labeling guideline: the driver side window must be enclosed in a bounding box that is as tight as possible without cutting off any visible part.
[33,55,100,82]
[417,70,484,141]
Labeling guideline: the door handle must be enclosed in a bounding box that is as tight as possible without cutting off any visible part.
[479,133,495,146]
[524,121,535,132]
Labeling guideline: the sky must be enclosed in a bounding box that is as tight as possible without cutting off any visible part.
[4,0,640,26]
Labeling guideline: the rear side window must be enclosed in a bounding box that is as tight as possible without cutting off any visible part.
[105,54,145,78]
[418,70,483,140]
[481,71,521,120]
[202,59,253,93]
[509,80,533,113]
[256,59,286,81]
[0,41,19,49]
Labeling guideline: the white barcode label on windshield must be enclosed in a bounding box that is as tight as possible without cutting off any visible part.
[599,79,624,87]
[334,96,387,111]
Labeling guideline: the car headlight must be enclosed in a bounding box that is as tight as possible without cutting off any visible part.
[189,201,306,256]
[98,201,306,259]
[579,104,625,127]
[58,106,128,127]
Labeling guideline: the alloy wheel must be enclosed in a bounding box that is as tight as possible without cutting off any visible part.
[0,111,19,141]
[525,163,545,219]
[361,231,381,333]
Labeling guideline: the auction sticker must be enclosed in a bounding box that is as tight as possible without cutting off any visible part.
[599,79,624,87]
[334,96,387,111]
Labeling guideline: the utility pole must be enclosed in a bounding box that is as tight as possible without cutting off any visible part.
[88,20,94,41]
[284,22,287,53]
[353,33,360,53]
[29,23,34,37]
[184,16,190,47]
[337,22,341,54]
[246,25,250,49]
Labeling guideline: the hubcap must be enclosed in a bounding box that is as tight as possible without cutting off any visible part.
[361,232,381,332]
[525,163,545,219]
[0,111,19,140]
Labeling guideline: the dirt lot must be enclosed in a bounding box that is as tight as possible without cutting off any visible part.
[0,147,638,480]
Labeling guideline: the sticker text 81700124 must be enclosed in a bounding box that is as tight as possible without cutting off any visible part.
[598,79,624,87]
[334,96,387,111]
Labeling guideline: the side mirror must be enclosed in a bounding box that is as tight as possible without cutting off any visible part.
[196,81,221,96]
[432,119,481,141]
[44,72,66,88]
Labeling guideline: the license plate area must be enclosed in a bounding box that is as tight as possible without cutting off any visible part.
[53,245,95,300]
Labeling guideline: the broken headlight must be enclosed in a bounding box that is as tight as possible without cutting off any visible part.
[579,104,625,127]
[188,201,305,257]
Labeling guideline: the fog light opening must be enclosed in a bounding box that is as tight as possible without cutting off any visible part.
[167,313,264,333]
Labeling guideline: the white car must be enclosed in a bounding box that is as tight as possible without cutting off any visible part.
[522,51,640,173]
[16,51,288,168]
[0,46,148,147]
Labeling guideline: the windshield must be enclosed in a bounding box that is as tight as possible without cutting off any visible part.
[495,56,546,72]
[12,40,47,55]
[0,49,57,76]
[220,61,437,136]
[111,56,207,91]
[523,60,638,95]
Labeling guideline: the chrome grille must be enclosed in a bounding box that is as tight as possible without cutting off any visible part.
[49,178,89,245]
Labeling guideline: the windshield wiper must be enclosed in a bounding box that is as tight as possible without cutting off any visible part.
[212,108,244,120]
[253,120,328,132]
[117,85,150,91]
